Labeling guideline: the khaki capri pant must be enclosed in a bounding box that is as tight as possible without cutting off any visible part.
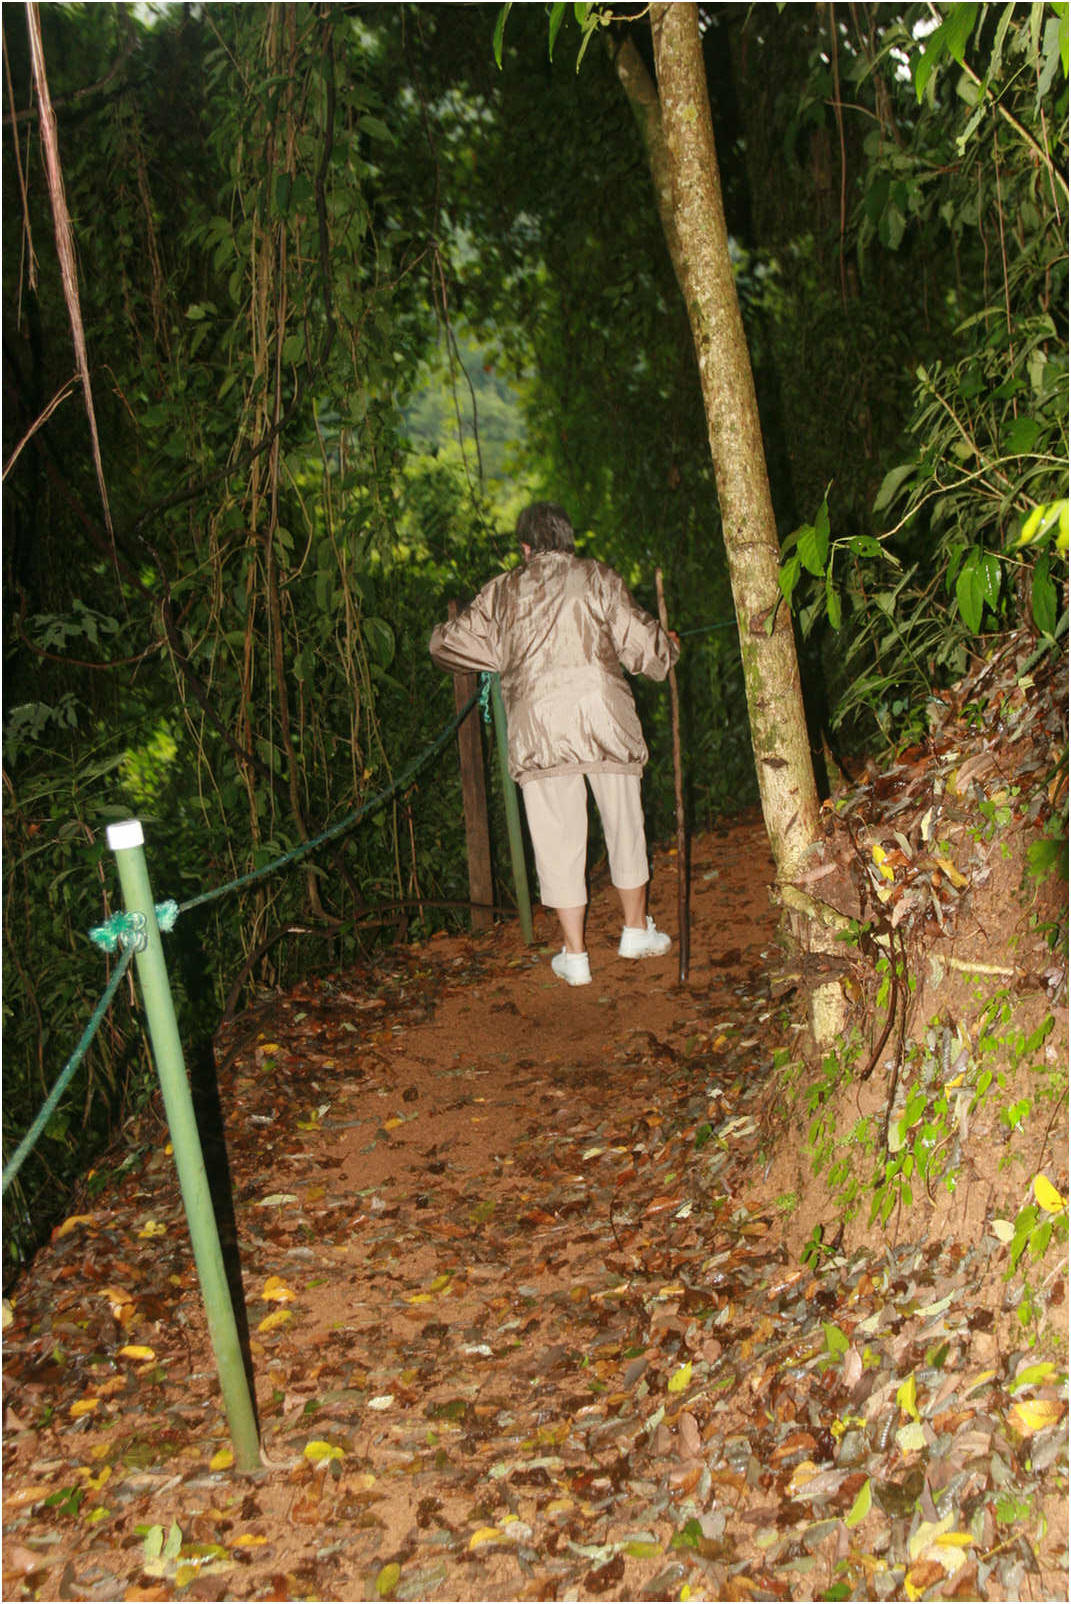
[520,771,649,909]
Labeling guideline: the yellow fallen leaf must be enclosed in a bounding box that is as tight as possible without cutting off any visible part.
[257,1308,292,1334]
[261,1276,295,1304]
[788,1460,820,1494]
[935,1532,975,1549]
[1033,1173,1067,1213]
[844,1477,872,1529]
[1009,1397,1065,1435]
[53,1213,97,1239]
[69,1398,99,1418]
[376,1561,401,1597]
[118,1345,156,1362]
[100,1285,134,1308]
[303,1440,344,1463]
[667,1360,693,1394]
[210,1448,234,1472]
[232,1533,268,1548]
[934,855,968,888]
[544,1497,574,1516]
[872,844,895,881]
[908,1513,954,1563]
[77,1466,111,1491]
[897,1373,919,1422]
[468,1526,503,1549]
[2,1485,52,1509]
[405,1293,434,1304]
[138,1220,167,1239]
[428,1274,452,1292]
[383,1117,404,1130]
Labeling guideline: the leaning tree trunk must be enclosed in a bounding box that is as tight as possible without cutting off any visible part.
[624,4,821,891]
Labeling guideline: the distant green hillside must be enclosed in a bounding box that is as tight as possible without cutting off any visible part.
[404,338,527,486]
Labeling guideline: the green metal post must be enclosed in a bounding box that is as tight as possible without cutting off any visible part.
[106,820,261,1474]
[489,676,534,944]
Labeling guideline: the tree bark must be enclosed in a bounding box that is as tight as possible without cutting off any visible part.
[624,5,820,888]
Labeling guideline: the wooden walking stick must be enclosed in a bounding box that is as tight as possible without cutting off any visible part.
[655,569,689,983]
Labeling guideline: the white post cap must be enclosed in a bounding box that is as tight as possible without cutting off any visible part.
[106,820,145,851]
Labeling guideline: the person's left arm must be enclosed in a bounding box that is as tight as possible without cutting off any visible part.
[429,584,501,674]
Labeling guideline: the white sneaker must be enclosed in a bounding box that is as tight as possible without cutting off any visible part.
[551,948,591,986]
[618,917,672,959]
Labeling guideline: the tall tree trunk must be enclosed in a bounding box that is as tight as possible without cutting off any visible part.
[618,6,821,889]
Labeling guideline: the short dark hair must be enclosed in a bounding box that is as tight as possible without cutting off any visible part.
[516,502,575,554]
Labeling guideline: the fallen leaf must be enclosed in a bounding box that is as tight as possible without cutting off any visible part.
[667,1361,693,1394]
[52,1213,98,1240]
[257,1308,292,1334]
[1033,1173,1067,1213]
[210,1447,234,1472]
[261,1276,295,1303]
[933,855,968,888]
[872,844,896,881]
[303,1440,344,1463]
[897,1372,919,1422]
[844,1477,872,1529]
[2,1485,52,1510]
[905,1560,946,1600]
[468,1526,504,1549]
[376,1561,401,1596]
[909,1514,954,1562]
[1008,1398,1065,1435]
[69,1397,99,1417]
[118,1345,156,1362]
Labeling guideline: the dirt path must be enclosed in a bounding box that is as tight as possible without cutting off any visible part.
[3,811,1067,1602]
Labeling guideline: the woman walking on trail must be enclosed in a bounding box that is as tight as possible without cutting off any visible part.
[429,502,679,986]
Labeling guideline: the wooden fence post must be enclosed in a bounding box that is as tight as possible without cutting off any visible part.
[448,601,494,931]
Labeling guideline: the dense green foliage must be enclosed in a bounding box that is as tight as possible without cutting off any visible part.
[2,2,1066,1271]
[760,3,1068,746]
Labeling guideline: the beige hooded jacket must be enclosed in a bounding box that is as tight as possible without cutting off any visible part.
[429,551,678,785]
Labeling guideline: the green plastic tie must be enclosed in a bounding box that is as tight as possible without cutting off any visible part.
[478,671,494,725]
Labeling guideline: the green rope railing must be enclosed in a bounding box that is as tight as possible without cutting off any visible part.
[175,686,480,917]
[3,685,483,1193]
[678,618,737,637]
[2,944,135,1196]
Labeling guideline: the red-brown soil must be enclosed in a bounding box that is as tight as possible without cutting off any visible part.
[2,810,1067,1602]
